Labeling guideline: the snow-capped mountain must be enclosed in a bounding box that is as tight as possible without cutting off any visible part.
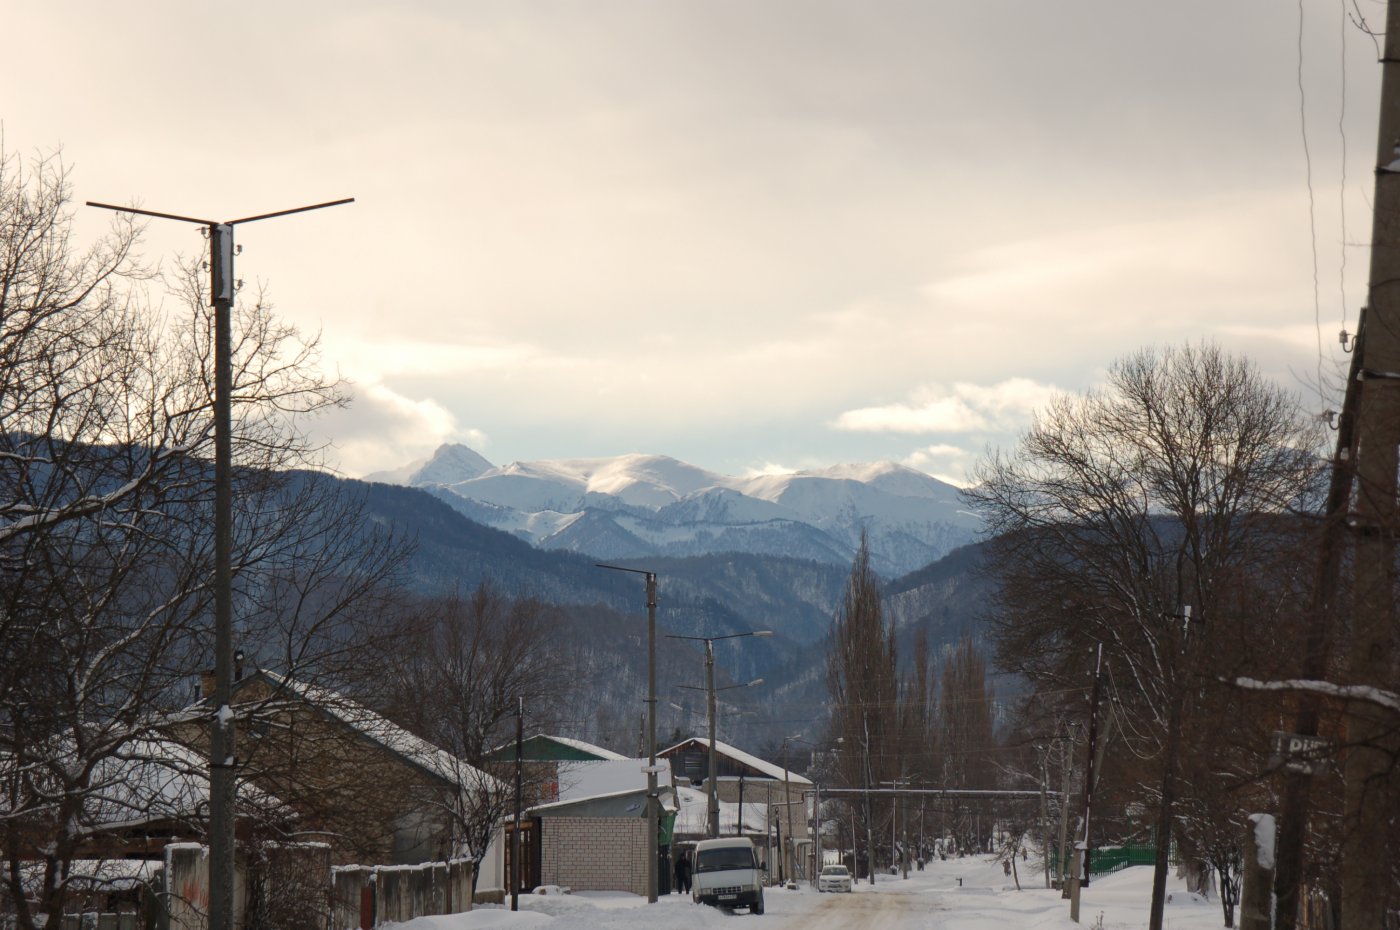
[369,445,983,577]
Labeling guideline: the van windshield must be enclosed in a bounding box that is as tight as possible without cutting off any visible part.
[695,846,756,873]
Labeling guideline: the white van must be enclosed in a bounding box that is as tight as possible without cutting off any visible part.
[691,836,765,914]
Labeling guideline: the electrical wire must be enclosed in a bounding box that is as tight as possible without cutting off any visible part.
[1301,0,1327,406]
[1339,0,1351,334]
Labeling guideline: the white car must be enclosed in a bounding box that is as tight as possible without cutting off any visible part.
[817,864,853,893]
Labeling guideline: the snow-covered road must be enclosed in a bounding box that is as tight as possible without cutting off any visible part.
[770,880,944,930]
[391,855,1230,930]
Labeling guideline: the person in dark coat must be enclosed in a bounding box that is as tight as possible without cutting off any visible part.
[674,853,692,893]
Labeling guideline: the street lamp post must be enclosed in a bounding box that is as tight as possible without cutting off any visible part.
[862,711,875,885]
[780,735,815,886]
[596,564,660,903]
[86,196,350,930]
[669,630,771,837]
[880,778,910,879]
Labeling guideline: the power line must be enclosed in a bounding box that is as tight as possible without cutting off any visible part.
[1301,0,1328,406]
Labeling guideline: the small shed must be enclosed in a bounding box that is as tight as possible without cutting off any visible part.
[516,786,677,897]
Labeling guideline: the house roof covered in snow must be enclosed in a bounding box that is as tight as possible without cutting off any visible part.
[482,733,628,763]
[659,737,813,785]
[671,784,769,837]
[220,669,499,792]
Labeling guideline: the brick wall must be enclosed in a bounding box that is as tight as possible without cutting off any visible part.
[539,818,648,897]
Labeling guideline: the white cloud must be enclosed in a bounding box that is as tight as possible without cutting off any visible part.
[835,397,986,434]
[742,462,799,478]
[901,444,976,488]
[311,379,486,478]
[833,379,1060,435]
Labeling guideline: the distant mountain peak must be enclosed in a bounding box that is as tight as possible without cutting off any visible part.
[366,443,494,487]
[370,445,980,575]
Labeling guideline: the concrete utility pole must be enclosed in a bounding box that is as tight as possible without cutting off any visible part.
[596,565,661,903]
[1148,610,1192,930]
[1057,737,1073,893]
[86,197,350,930]
[1078,645,1104,888]
[1343,1,1400,924]
[512,698,523,912]
[670,630,768,840]
[862,712,876,885]
[1039,749,1050,889]
[706,640,719,838]
[781,738,795,883]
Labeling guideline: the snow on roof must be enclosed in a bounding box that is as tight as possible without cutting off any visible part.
[672,784,768,836]
[90,738,283,828]
[528,784,656,815]
[248,670,500,792]
[0,738,284,831]
[15,859,160,895]
[661,737,813,785]
[556,758,671,802]
[549,736,629,761]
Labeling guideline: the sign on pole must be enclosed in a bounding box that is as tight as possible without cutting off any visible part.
[1270,731,1331,776]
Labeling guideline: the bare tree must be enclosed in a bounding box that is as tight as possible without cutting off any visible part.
[372,584,574,888]
[967,343,1324,930]
[0,149,405,930]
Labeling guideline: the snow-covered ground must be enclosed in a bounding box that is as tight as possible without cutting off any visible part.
[386,857,1230,930]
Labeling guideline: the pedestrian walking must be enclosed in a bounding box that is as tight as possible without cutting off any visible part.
[674,853,692,894]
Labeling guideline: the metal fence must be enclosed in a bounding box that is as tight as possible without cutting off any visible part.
[1089,845,1165,875]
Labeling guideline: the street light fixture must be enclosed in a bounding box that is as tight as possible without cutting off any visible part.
[667,630,772,837]
[87,195,351,930]
[780,735,815,885]
[595,563,661,903]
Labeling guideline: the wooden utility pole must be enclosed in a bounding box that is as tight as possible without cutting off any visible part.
[1272,309,1364,930]
[1343,0,1400,924]
[1338,0,1400,924]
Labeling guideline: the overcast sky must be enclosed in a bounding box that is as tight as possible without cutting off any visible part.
[2,1,1378,483]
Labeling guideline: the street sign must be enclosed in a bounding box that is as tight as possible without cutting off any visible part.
[1271,731,1331,775]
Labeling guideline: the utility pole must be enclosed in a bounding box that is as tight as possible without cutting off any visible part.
[1342,2,1400,924]
[1148,610,1193,930]
[781,739,794,884]
[1040,748,1050,889]
[1273,307,1364,930]
[512,697,523,912]
[86,197,350,930]
[1057,736,1073,894]
[669,629,767,842]
[706,640,719,838]
[862,711,876,885]
[891,789,898,876]
[645,572,659,904]
[774,804,784,883]
[596,565,661,903]
[1079,645,1104,887]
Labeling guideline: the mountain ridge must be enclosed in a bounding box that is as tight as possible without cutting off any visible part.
[369,445,982,577]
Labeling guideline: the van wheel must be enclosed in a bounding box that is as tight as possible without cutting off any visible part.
[751,893,765,915]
